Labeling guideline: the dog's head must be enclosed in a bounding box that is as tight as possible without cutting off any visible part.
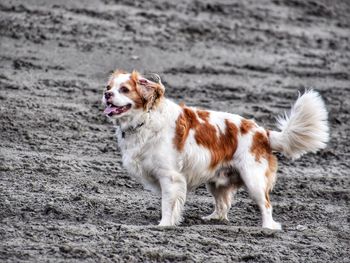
[102,70,165,119]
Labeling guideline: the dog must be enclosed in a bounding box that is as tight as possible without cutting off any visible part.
[102,69,329,229]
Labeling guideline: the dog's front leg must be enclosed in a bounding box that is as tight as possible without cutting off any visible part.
[158,172,187,226]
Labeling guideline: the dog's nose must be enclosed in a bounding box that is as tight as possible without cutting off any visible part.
[104,91,113,100]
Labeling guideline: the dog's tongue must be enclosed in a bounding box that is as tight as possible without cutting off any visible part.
[104,105,118,115]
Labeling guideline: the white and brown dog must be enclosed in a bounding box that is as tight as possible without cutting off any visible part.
[102,70,329,230]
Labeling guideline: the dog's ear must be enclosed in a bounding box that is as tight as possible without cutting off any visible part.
[142,73,162,85]
[131,70,165,111]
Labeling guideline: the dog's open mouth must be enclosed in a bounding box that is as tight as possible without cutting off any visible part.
[104,103,132,116]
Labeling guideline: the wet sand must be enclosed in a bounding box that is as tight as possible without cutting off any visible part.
[0,0,349,262]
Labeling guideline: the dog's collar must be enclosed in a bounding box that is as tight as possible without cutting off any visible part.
[121,122,145,138]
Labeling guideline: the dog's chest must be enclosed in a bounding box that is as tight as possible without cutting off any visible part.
[119,135,147,174]
[117,129,161,183]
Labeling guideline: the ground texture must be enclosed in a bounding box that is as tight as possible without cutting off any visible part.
[0,0,349,262]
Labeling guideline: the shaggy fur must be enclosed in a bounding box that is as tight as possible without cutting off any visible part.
[269,90,329,159]
[102,70,329,229]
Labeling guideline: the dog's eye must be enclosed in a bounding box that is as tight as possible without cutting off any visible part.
[120,86,129,93]
[106,85,112,90]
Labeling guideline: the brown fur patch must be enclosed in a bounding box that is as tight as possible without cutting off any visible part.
[131,70,165,111]
[197,110,210,122]
[265,192,271,208]
[123,71,144,109]
[265,154,278,208]
[250,131,271,162]
[173,107,199,152]
[174,107,238,168]
[240,119,256,134]
[267,153,278,175]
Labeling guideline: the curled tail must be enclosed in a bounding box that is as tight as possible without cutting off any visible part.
[269,90,329,160]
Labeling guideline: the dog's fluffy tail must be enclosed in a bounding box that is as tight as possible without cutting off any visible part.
[269,90,329,160]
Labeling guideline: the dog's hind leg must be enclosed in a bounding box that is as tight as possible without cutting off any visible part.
[202,182,239,221]
[202,168,243,222]
[238,160,281,230]
[158,171,187,226]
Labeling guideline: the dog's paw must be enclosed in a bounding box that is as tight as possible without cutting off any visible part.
[158,219,175,227]
[202,212,228,221]
[158,222,170,227]
[263,221,282,230]
[202,214,218,221]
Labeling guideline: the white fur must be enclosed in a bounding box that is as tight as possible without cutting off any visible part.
[103,76,329,230]
[269,90,329,159]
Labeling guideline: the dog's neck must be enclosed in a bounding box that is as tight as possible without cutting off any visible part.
[115,99,168,138]
[120,121,145,138]
[114,99,181,140]
[115,111,149,137]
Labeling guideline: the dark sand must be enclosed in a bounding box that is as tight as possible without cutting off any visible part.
[0,0,349,262]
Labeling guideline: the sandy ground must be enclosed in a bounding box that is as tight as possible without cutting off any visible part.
[0,0,349,262]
